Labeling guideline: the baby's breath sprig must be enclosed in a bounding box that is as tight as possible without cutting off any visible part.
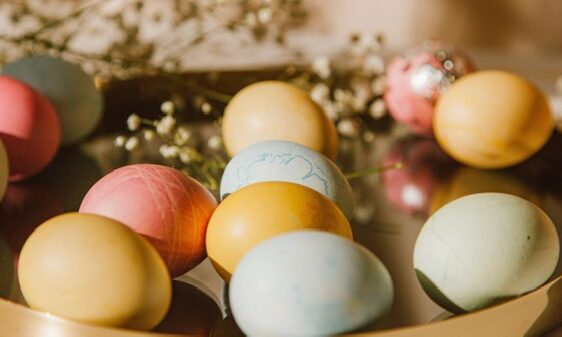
[285,33,388,141]
[115,100,226,190]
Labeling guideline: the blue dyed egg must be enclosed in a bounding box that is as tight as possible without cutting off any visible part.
[220,140,355,219]
[3,55,103,145]
[229,231,394,336]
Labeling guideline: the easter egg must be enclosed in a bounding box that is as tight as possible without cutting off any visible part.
[0,139,7,201]
[206,182,352,281]
[385,40,475,136]
[434,70,554,169]
[79,164,217,277]
[18,212,171,329]
[230,231,394,336]
[220,140,355,219]
[0,76,60,181]
[414,193,559,313]
[3,55,103,145]
[222,81,338,160]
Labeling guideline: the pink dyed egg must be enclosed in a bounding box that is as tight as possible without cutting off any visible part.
[0,76,60,181]
[79,164,218,277]
[381,137,456,216]
[384,41,475,136]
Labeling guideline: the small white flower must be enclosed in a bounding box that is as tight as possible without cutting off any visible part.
[363,130,376,143]
[312,56,331,79]
[114,135,127,147]
[174,127,192,146]
[161,101,175,115]
[208,135,222,150]
[159,144,179,159]
[323,102,338,120]
[124,136,139,151]
[310,84,330,104]
[201,102,212,114]
[127,113,141,131]
[257,7,273,24]
[143,130,155,141]
[245,12,257,27]
[369,99,386,119]
[156,115,176,135]
[179,148,192,164]
[363,55,385,75]
[337,119,359,137]
[371,76,386,95]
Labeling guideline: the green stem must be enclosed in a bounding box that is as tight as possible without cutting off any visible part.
[345,162,403,180]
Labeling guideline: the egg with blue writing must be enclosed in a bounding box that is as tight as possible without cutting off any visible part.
[230,231,394,336]
[220,140,354,219]
[3,55,103,145]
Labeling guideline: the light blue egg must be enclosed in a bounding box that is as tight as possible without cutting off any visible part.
[220,140,355,219]
[3,55,103,145]
[230,231,394,336]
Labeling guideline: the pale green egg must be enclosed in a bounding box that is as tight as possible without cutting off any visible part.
[414,192,559,313]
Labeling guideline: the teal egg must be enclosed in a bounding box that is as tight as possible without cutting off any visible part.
[3,55,103,145]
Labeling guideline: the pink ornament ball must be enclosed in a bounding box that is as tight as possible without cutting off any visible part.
[0,76,61,181]
[384,41,475,136]
[79,164,218,277]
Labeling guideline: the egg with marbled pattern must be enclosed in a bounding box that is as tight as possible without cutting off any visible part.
[220,140,354,219]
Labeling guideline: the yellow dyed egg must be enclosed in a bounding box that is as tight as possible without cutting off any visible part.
[206,182,352,281]
[0,139,7,201]
[18,212,172,330]
[222,81,338,160]
[434,70,553,169]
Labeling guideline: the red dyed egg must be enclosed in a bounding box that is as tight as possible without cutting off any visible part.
[0,76,61,181]
[79,164,217,277]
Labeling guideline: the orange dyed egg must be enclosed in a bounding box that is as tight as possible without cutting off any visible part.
[434,70,553,169]
[206,181,352,281]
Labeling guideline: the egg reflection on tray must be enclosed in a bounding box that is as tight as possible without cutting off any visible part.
[430,167,542,214]
[0,183,63,256]
[0,236,13,298]
[381,136,456,217]
[154,280,222,336]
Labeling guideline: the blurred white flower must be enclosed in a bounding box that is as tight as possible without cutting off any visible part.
[208,135,222,150]
[127,113,141,131]
[337,118,359,137]
[138,1,176,43]
[174,127,192,146]
[159,144,179,159]
[369,99,386,119]
[124,136,139,151]
[160,100,175,115]
[156,115,176,135]
[312,56,331,79]
[114,135,127,147]
[68,15,126,54]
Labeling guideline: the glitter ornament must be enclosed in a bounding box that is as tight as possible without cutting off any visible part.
[385,41,475,136]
